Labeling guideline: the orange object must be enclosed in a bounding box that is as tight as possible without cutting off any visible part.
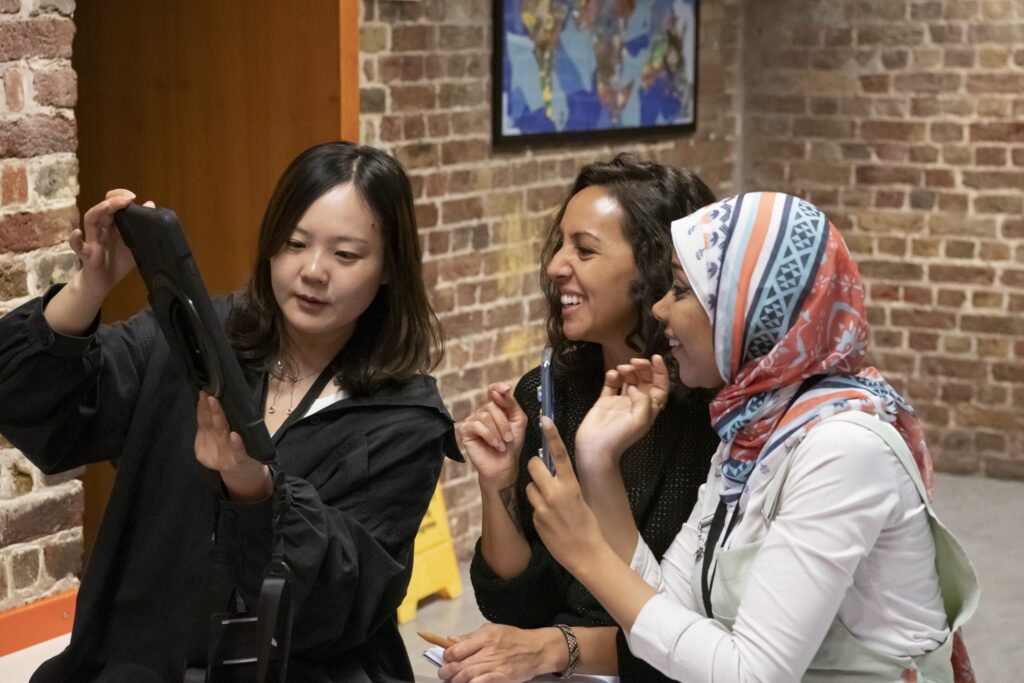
[0,589,77,657]
[417,631,456,649]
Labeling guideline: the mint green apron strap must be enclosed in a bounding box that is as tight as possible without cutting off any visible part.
[808,411,980,632]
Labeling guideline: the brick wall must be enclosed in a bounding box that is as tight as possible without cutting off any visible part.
[0,0,82,611]
[359,0,743,558]
[742,0,1024,480]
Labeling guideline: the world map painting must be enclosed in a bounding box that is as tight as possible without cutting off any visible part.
[495,0,698,143]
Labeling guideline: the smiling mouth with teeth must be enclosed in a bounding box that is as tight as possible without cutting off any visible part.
[560,294,583,307]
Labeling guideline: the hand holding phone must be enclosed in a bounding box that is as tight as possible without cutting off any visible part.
[537,346,556,474]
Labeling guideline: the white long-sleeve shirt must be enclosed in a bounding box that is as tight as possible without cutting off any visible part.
[625,418,949,683]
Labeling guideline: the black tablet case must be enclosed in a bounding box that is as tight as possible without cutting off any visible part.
[114,204,276,463]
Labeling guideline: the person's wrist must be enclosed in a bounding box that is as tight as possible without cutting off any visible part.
[539,626,570,673]
[574,444,620,476]
[222,463,272,503]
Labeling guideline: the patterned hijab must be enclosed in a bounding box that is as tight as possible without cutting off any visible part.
[671,192,935,507]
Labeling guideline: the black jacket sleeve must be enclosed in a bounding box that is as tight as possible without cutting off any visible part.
[0,287,155,473]
[220,404,453,654]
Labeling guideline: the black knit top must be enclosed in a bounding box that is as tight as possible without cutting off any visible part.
[470,363,719,681]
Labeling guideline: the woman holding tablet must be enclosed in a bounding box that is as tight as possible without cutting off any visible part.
[0,141,459,682]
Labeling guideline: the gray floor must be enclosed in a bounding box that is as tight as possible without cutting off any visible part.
[400,472,1023,682]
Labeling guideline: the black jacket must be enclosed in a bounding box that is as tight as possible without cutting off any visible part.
[0,288,460,683]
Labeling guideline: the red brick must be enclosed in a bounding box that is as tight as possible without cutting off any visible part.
[929,121,963,142]
[31,65,76,107]
[439,24,485,50]
[390,84,436,111]
[921,356,985,379]
[941,383,974,402]
[924,169,955,187]
[875,190,905,209]
[962,170,1024,190]
[377,55,424,83]
[3,68,24,111]
[391,24,436,52]
[945,240,975,258]
[0,16,74,61]
[0,485,84,546]
[0,206,78,253]
[439,81,484,109]
[414,202,438,228]
[2,164,28,204]
[893,72,960,92]
[903,286,931,304]
[970,122,1024,143]
[857,26,925,46]
[43,534,82,580]
[1005,218,1024,238]
[929,264,994,285]
[961,314,1024,335]
[857,260,923,280]
[0,114,77,158]
[860,74,890,93]
[862,120,926,141]
[393,142,438,169]
[856,166,921,185]
[937,193,968,212]
[1002,269,1024,288]
[967,73,1024,94]
[891,308,956,329]
[908,331,939,351]
[938,142,968,166]
[909,189,935,210]
[943,47,975,67]
[974,195,1023,214]
[442,197,484,223]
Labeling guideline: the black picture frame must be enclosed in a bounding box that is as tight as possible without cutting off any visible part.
[492,0,700,148]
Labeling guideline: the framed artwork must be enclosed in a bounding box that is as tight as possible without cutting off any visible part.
[492,0,699,146]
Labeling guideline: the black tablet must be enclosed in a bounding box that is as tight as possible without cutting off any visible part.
[114,203,276,463]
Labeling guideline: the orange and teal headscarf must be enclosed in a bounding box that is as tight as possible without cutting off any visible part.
[671,192,935,507]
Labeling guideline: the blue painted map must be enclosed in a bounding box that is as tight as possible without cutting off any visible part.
[500,0,697,136]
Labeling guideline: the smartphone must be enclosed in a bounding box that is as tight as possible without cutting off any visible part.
[537,345,556,474]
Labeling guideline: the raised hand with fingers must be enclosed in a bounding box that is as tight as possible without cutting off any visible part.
[195,391,271,503]
[525,417,607,578]
[456,383,528,492]
[574,354,671,471]
[45,190,151,336]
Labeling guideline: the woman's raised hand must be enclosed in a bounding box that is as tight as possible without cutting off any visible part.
[195,391,272,503]
[574,355,670,471]
[72,189,142,303]
[456,383,528,491]
[526,417,607,577]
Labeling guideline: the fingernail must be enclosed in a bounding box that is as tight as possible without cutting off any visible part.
[504,431,513,442]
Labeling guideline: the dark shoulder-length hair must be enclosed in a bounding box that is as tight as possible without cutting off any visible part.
[227,141,444,395]
[540,153,716,380]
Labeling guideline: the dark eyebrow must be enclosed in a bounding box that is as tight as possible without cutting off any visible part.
[292,226,370,247]
[567,229,601,243]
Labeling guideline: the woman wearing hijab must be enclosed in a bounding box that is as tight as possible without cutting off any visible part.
[524,192,978,682]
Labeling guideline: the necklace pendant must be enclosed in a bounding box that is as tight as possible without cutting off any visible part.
[267,405,275,414]
[286,407,293,415]
[695,545,704,562]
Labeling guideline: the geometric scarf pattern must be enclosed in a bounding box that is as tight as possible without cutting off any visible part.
[671,192,935,506]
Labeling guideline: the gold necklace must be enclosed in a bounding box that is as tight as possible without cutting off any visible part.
[267,360,317,415]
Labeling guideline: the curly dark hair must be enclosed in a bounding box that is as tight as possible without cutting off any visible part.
[540,153,716,382]
[227,141,444,395]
